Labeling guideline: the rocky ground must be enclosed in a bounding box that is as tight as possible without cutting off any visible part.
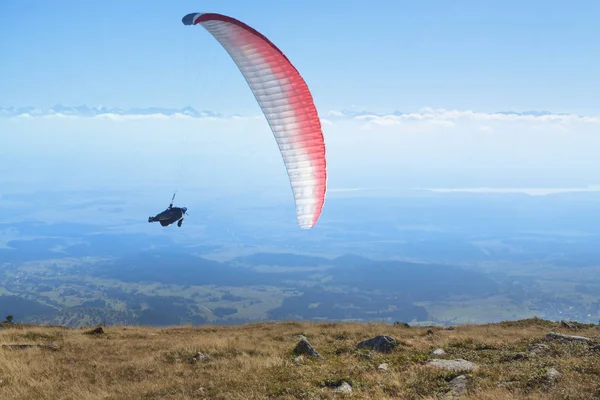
[0,318,599,399]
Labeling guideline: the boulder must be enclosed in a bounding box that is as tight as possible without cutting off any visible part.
[356,335,398,353]
[293,338,323,359]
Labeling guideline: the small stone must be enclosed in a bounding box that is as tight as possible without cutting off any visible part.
[394,322,410,328]
[426,329,434,335]
[427,359,478,372]
[432,348,446,356]
[528,343,550,354]
[192,352,210,363]
[546,367,560,383]
[293,355,304,364]
[333,381,352,393]
[377,363,389,371]
[359,352,371,359]
[443,375,468,399]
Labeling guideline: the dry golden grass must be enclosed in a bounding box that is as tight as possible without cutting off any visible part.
[0,318,599,399]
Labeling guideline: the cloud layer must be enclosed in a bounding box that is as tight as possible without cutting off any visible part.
[2,104,599,126]
[0,105,223,119]
[2,104,600,195]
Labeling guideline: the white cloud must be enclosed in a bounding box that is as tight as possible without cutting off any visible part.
[3,105,599,127]
[327,108,600,125]
[425,186,600,196]
[2,105,600,194]
[92,113,173,121]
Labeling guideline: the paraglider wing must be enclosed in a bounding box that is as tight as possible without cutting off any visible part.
[182,13,327,229]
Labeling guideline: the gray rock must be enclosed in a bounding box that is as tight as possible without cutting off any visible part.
[560,320,573,329]
[432,348,446,356]
[528,343,550,354]
[359,352,371,359]
[591,344,600,351]
[84,326,104,335]
[294,338,323,359]
[333,381,352,393]
[192,352,210,363]
[546,367,560,383]
[443,375,468,399]
[547,332,591,342]
[356,335,398,353]
[427,359,478,372]
[377,363,389,371]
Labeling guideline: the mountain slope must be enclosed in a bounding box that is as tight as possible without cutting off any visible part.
[0,318,598,399]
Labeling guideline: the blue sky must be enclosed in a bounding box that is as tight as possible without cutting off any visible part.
[2,0,600,206]
[2,0,600,115]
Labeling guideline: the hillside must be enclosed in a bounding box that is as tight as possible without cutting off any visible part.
[0,318,599,399]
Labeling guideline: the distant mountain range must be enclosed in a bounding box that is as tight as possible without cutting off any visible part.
[0,104,225,118]
[326,109,567,118]
[0,104,574,119]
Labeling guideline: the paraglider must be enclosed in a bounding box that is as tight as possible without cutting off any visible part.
[181,12,327,229]
[148,193,188,227]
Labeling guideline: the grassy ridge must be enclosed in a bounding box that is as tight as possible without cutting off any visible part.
[0,318,599,399]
